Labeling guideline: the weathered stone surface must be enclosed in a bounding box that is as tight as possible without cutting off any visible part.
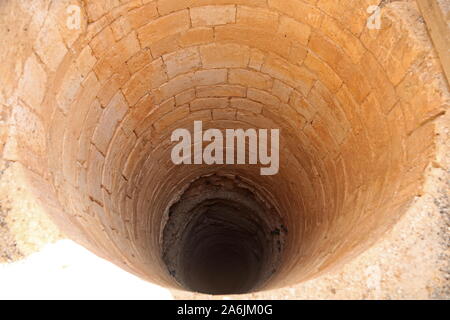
[200,43,250,68]
[190,5,236,27]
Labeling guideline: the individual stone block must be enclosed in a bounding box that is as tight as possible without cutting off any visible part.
[90,27,116,58]
[17,54,47,113]
[191,97,229,111]
[268,0,323,28]
[215,25,291,59]
[229,69,273,90]
[87,145,105,203]
[34,15,68,71]
[149,34,181,58]
[178,27,214,47]
[308,32,343,67]
[212,107,237,120]
[92,92,129,154]
[196,85,247,98]
[261,55,315,95]
[335,54,371,103]
[163,47,201,78]
[123,58,167,106]
[200,43,250,68]
[138,10,190,48]
[85,0,120,22]
[56,63,84,114]
[194,69,228,86]
[190,5,236,27]
[78,99,103,163]
[126,49,152,74]
[236,6,278,30]
[76,45,96,74]
[271,80,293,103]
[154,105,190,132]
[97,68,131,107]
[153,73,194,103]
[175,89,196,106]
[320,15,366,64]
[110,16,133,41]
[304,53,342,93]
[128,2,159,29]
[278,16,311,46]
[247,88,280,106]
[230,98,263,113]
[248,49,265,71]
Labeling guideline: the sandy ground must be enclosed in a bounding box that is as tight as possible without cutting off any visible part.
[0,239,173,300]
